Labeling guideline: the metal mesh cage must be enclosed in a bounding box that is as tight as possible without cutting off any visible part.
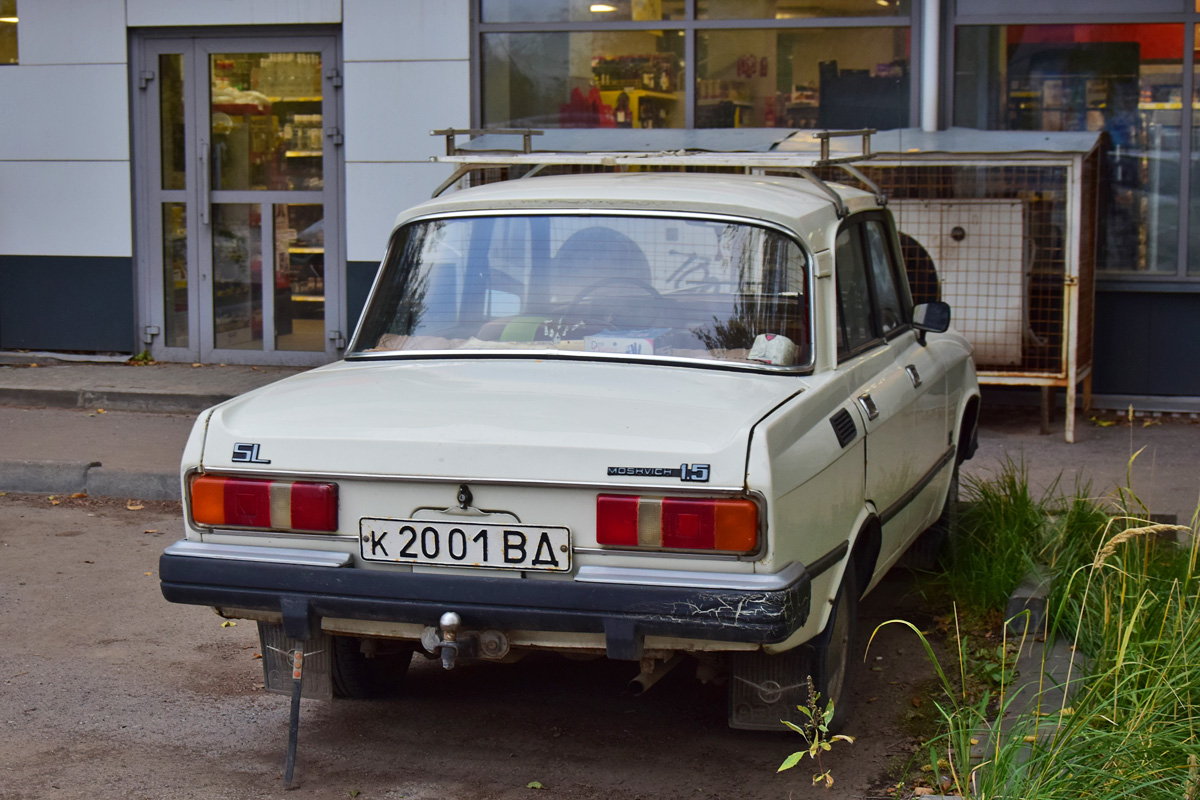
[817,158,1097,385]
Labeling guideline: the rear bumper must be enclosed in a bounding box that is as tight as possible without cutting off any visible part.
[158,541,813,660]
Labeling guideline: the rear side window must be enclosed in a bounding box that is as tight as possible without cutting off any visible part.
[835,227,874,356]
[863,220,905,335]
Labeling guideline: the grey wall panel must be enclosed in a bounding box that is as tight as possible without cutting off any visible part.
[0,256,135,352]
[1093,290,1200,397]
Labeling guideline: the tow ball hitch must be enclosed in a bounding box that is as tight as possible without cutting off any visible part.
[424,612,510,669]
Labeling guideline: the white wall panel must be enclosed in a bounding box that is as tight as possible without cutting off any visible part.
[0,65,129,161]
[0,161,132,257]
[18,0,127,65]
[126,0,341,27]
[344,0,470,62]
[345,162,458,261]
[343,61,471,163]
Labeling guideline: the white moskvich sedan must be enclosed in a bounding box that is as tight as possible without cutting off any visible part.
[161,169,979,730]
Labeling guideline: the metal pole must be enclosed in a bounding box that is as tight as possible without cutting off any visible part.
[283,650,304,789]
[921,0,941,133]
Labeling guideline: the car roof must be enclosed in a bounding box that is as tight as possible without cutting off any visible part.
[392,172,879,252]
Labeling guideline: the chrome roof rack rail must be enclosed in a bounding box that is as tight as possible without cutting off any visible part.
[427,127,878,212]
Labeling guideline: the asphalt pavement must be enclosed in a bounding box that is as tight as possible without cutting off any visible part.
[0,359,1198,523]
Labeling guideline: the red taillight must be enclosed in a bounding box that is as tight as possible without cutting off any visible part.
[596,494,758,553]
[190,475,338,532]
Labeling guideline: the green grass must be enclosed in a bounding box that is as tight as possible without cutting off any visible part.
[883,459,1200,799]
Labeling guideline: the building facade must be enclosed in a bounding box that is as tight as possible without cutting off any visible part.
[0,0,1196,400]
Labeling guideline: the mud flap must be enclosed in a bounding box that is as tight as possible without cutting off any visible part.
[258,622,333,700]
[728,648,812,731]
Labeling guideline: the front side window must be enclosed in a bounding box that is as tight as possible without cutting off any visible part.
[354,214,812,369]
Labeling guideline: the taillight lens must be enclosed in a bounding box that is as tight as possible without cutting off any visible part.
[596,494,758,553]
[190,475,339,532]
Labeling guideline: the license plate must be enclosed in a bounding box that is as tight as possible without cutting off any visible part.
[359,518,571,572]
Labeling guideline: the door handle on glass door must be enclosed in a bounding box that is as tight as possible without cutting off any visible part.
[198,139,210,225]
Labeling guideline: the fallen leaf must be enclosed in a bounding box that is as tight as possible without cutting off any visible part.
[71,492,87,499]
[1142,419,1161,427]
[191,363,203,368]
[1023,735,1037,743]
[126,501,145,511]
[83,560,94,564]
[867,696,879,703]
[349,791,361,798]
[1091,416,1116,427]
[253,653,262,659]
[143,529,159,534]
[914,788,935,796]
[50,499,61,506]
[96,409,106,414]
[221,620,237,628]
[28,363,38,368]
[911,697,923,707]
[144,572,153,576]
[970,737,979,745]
[527,782,545,790]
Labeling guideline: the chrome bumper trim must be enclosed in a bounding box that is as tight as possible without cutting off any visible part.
[574,561,807,591]
[163,540,352,568]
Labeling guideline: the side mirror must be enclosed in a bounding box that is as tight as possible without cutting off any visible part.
[912,301,950,345]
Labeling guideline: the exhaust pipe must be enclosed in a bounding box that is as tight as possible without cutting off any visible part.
[628,653,684,696]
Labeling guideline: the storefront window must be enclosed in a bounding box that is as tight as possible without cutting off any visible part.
[482,32,685,128]
[1191,24,1200,276]
[482,0,684,23]
[699,0,909,19]
[0,0,17,65]
[954,24,1184,274]
[697,28,909,129]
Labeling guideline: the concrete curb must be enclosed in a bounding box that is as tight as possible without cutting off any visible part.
[0,386,228,415]
[0,460,180,500]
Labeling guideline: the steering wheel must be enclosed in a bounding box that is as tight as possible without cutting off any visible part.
[563,277,667,329]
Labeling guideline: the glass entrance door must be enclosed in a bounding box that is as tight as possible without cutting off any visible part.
[136,36,342,365]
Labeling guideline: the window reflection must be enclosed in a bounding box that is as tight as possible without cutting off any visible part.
[212,204,263,351]
[210,52,323,191]
[0,0,17,65]
[483,32,685,128]
[482,0,684,23]
[955,24,1183,273]
[697,28,910,129]
[273,204,326,351]
[699,0,909,19]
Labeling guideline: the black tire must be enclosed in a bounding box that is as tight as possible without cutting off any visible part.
[807,563,858,732]
[331,636,414,699]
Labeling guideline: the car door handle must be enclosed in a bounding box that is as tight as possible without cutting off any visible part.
[905,365,922,388]
[857,393,879,421]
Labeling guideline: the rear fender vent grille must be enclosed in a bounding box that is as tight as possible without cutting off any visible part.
[830,408,858,448]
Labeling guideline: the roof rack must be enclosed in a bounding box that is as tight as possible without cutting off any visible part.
[427,127,884,217]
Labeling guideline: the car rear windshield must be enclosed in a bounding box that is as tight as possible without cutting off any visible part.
[352,214,812,368]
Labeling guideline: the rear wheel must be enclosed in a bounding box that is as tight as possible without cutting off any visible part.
[727,564,859,731]
[331,636,414,699]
